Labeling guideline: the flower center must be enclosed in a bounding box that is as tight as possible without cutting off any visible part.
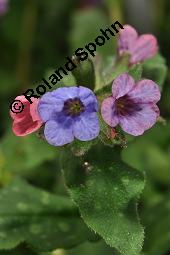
[116,95,142,116]
[63,97,85,117]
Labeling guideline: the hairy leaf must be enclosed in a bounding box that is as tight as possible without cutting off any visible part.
[67,138,98,157]
[62,146,145,255]
[71,57,95,91]
[0,132,57,175]
[0,179,96,252]
[128,64,143,81]
[45,68,77,89]
[98,115,126,148]
[143,54,167,88]
[93,54,129,91]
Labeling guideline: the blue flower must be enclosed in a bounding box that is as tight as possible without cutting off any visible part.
[38,86,100,146]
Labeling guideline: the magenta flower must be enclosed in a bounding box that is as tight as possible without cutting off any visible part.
[10,96,43,136]
[38,86,100,146]
[0,0,8,16]
[101,74,161,136]
[118,24,158,64]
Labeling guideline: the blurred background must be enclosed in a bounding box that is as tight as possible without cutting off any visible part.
[0,0,170,255]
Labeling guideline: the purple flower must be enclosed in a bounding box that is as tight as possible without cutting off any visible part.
[118,24,158,64]
[101,74,161,136]
[0,0,8,16]
[38,86,100,146]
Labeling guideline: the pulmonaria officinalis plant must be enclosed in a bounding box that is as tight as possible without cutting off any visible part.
[7,23,168,255]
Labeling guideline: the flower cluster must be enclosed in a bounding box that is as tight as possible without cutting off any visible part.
[10,24,161,147]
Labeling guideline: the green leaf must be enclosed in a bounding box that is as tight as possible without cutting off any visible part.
[143,54,168,88]
[44,68,77,90]
[58,71,77,87]
[98,115,126,148]
[128,64,143,81]
[143,193,170,255]
[95,58,128,107]
[0,132,57,175]
[62,146,145,255]
[94,54,129,91]
[67,138,98,157]
[71,57,95,90]
[66,240,113,255]
[0,178,96,252]
[69,9,125,91]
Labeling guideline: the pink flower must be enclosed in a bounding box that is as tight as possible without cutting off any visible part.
[10,96,43,136]
[0,0,8,16]
[101,73,161,136]
[118,24,158,64]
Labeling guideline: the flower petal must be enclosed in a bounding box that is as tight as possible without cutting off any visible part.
[30,98,42,122]
[119,103,159,136]
[0,0,8,16]
[38,92,64,122]
[112,73,135,99]
[44,118,74,146]
[12,117,42,136]
[10,96,42,136]
[101,97,119,127]
[50,87,79,100]
[152,104,160,118]
[78,86,98,112]
[73,112,99,141]
[10,95,30,122]
[118,24,138,55]
[127,79,161,103]
[130,34,158,64]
